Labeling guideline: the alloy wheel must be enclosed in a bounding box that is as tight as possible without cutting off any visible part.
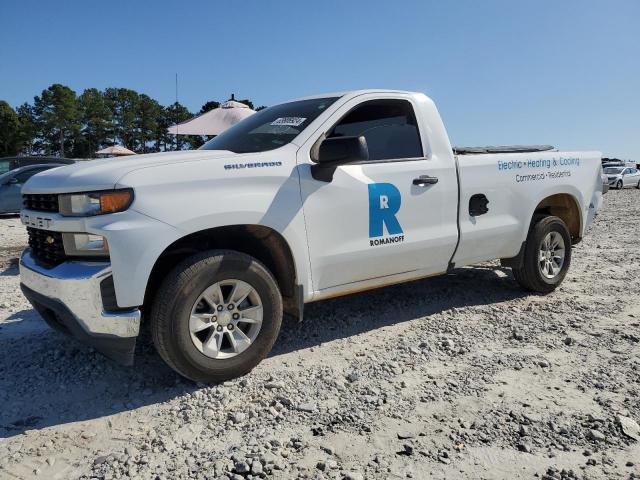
[538,231,566,279]
[188,279,263,359]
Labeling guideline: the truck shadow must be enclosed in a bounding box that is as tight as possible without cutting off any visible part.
[271,264,527,357]
[0,264,526,438]
[0,257,20,276]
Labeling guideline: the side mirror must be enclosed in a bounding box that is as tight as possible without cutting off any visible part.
[8,178,19,185]
[311,135,369,182]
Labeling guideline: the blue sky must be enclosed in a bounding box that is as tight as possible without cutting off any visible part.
[1,0,638,159]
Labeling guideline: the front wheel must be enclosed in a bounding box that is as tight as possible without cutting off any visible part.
[512,216,572,294]
[616,180,623,189]
[150,250,283,383]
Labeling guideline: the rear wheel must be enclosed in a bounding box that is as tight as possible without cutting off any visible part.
[150,250,283,383]
[512,216,571,293]
[636,180,640,189]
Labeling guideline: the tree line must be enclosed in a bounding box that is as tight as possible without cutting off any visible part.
[0,84,264,158]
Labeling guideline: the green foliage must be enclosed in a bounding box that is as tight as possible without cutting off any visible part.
[199,101,221,114]
[104,87,140,151]
[33,84,81,157]
[162,102,196,151]
[0,101,22,156]
[16,103,37,154]
[1,84,264,158]
[136,94,163,153]
[75,88,112,157]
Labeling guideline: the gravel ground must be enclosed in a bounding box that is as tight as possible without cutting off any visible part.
[1,191,639,480]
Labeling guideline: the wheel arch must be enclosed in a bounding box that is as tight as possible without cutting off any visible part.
[143,224,301,319]
[533,193,582,243]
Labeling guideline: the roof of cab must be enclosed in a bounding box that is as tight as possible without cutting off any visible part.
[290,89,425,102]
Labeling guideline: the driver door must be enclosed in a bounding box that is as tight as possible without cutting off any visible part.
[297,94,459,295]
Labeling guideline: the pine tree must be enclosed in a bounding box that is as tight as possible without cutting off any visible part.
[32,84,81,157]
[0,101,22,156]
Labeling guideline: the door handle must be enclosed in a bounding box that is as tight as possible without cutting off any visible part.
[413,175,438,187]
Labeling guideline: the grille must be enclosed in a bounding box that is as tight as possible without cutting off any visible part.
[23,193,59,213]
[27,227,66,267]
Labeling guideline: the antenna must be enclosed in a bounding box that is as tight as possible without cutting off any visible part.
[175,73,179,148]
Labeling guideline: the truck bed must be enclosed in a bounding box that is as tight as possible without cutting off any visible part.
[451,149,603,269]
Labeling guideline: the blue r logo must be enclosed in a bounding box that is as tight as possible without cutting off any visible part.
[368,183,403,238]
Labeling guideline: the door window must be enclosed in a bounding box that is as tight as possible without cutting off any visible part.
[328,100,423,161]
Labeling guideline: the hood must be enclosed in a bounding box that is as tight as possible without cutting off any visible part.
[22,150,237,194]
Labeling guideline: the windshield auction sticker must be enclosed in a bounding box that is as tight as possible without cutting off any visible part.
[271,117,306,127]
[497,156,581,183]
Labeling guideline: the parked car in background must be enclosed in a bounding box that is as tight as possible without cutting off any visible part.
[0,164,67,214]
[602,160,625,169]
[0,156,75,175]
[603,166,640,189]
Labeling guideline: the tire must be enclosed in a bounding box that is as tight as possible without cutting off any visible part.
[150,250,283,383]
[616,180,623,189]
[636,180,640,189]
[512,215,572,294]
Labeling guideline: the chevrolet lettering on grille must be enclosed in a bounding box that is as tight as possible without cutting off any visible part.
[21,213,53,230]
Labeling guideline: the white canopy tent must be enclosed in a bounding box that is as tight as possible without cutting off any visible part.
[167,100,256,136]
[96,145,136,157]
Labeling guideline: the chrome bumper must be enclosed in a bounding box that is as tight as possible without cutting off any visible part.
[19,250,141,364]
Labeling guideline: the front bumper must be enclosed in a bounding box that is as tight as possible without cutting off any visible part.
[19,249,141,365]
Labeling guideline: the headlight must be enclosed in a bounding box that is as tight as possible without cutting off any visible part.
[58,189,133,216]
[62,233,109,257]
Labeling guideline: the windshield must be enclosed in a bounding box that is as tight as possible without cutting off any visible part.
[200,97,339,153]
[604,167,623,174]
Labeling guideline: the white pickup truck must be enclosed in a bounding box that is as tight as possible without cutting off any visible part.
[19,90,604,382]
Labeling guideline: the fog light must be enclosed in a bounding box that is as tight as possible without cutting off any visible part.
[62,233,109,257]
